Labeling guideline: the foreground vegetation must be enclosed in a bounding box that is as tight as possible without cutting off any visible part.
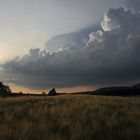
[0,95,139,140]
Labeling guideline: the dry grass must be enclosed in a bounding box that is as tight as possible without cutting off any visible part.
[0,95,139,140]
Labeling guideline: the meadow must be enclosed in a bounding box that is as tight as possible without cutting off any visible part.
[0,95,139,140]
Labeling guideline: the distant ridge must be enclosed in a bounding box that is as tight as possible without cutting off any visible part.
[94,86,140,96]
[132,83,140,89]
[73,83,140,96]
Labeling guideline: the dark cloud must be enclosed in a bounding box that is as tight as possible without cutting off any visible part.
[1,7,140,89]
[125,0,140,12]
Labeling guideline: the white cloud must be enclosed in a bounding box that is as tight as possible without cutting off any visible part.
[101,8,133,32]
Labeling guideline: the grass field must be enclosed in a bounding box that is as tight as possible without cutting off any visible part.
[0,95,139,140]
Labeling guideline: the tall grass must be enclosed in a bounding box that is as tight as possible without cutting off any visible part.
[0,95,139,140]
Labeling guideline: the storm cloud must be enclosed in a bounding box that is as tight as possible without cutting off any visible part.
[1,7,140,89]
[125,0,140,13]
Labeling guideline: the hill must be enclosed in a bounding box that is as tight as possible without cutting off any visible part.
[94,86,140,96]
[75,84,140,96]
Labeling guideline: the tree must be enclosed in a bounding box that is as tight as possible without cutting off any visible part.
[0,81,12,96]
[48,88,57,96]
[42,91,46,95]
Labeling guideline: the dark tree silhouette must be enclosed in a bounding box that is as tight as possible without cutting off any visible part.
[48,88,57,96]
[0,81,12,97]
[42,91,46,95]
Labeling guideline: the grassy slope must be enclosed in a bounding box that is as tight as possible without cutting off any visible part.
[0,95,139,140]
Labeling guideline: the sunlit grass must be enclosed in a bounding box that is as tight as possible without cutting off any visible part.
[0,95,139,140]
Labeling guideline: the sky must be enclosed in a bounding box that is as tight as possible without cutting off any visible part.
[0,0,140,93]
[0,0,123,62]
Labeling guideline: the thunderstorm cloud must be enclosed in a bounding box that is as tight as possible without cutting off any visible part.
[1,5,140,89]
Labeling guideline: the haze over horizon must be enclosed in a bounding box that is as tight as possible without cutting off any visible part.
[0,0,140,93]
